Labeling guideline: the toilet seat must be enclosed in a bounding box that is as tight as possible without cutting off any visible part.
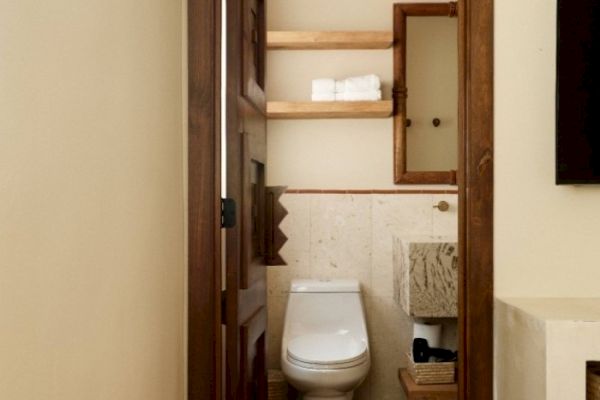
[287,334,368,370]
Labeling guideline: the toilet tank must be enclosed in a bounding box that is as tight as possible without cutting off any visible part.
[283,279,368,340]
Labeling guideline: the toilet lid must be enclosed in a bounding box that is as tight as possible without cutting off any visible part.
[287,334,368,367]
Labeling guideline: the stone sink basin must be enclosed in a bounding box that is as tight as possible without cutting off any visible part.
[393,236,458,318]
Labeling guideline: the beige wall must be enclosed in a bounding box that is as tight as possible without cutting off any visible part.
[0,1,185,399]
[495,0,600,298]
[267,0,457,190]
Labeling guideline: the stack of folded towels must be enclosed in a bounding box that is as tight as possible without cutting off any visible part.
[311,74,382,102]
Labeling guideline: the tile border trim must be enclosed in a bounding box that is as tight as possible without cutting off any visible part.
[285,189,459,194]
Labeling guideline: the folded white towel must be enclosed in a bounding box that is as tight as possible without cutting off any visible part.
[337,74,381,93]
[312,78,336,94]
[336,90,382,101]
[311,92,336,102]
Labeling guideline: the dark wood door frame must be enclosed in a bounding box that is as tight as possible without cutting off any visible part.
[187,0,494,398]
[187,0,222,398]
[457,0,494,399]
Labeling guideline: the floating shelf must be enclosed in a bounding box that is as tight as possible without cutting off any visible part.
[267,31,393,50]
[267,101,393,119]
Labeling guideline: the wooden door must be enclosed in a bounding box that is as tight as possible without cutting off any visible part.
[225,0,268,398]
[187,0,222,398]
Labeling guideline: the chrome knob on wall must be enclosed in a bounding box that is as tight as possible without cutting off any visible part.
[433,201,450,212]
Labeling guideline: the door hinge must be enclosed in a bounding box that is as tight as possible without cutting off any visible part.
[221,198,236,228]
[220,290,228,325]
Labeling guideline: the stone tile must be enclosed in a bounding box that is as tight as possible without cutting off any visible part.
[432,194,458,237]
[365,296,411,400]
[359,295,410,400]
[266,252,309,296]
[369,318,409,400]
[309,194,372,294]
[372,195,433,297]
[266,295,287,370]
[279,193,311,254]
[365,295,413,351]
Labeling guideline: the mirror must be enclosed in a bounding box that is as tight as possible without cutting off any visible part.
[393,2,458,184]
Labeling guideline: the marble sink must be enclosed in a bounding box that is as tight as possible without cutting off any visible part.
[393,236,458,318]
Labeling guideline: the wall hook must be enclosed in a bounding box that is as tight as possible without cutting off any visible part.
[433,200,450,212]
[432,118,441,127]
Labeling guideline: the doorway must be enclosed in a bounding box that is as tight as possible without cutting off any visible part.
[187,0,493,398]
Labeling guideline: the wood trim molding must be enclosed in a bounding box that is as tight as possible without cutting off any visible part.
[458,0,494,399]
[187,0,221,398]
[284,189,459,194]
[397,2,459,16]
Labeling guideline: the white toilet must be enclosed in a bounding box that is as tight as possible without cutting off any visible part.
[281,279,370,400]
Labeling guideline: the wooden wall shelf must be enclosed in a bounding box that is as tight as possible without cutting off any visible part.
[266,101,393,119]
[267,31,393,50]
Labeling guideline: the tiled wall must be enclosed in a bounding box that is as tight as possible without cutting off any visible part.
[267,192,458,400]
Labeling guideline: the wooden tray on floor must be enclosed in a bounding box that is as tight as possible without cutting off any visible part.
[398,368,457,400]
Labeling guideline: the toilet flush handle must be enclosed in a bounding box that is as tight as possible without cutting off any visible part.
[433,201,450,212]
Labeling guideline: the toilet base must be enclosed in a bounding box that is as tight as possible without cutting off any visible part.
[303,391,353,400]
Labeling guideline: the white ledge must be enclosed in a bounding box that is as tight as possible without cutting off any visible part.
[496,298,600,400]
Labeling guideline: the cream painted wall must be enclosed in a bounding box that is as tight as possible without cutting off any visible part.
[0,1,185,399]
[269,0,441,31]
[267,0,457,190]
[495,0,600,297]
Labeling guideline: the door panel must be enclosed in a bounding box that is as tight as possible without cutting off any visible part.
[241,154,266,289]
[225,0,268,397]
[240,307,267,399]
[242,0,266,109]
[241,101,267,290]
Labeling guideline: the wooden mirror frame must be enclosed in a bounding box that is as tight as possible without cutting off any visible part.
[393,2,459,185]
